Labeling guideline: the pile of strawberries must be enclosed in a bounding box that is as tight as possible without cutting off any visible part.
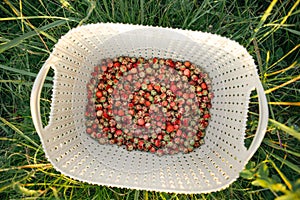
[85,57,213,156]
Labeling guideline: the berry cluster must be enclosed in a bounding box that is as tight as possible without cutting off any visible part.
[85,56,213,156]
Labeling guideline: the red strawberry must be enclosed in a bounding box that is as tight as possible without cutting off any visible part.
[116,129,122,136]
[166,125,174,133]
[101,65,107,72]
[137,118,145,126]
[203,113,211,119]
[201,82,207,90]
[184,61,191,67]
[96,91,103,98]
[145,101,151,107]
[154,139,161,147]
[113,62,121,68]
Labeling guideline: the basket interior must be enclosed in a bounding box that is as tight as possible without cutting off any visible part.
[40,24,259,193]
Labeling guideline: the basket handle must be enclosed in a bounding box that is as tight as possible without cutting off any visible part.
[30,63,52,134]
[246,79,268,160]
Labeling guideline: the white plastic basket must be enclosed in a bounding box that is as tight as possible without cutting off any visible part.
[30,23,268,194]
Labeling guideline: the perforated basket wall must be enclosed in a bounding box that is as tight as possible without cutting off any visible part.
[31,23,268,194]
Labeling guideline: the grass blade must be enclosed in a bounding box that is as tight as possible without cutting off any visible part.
[268,44,300,70]
[263,139,300,157]
[0,117,39,147]
[269,118,300,141]
[0,20,69,53]
[134,190,140,200]
[0,171,35,193]
[0,16,77,21]
[264,75,300,95]
[282,27,300,36]
[249,0,278,43]
[0,64,53,81]
[78,0,96,26]
[143,191,148,200]
[0,164,52,172]
[270,153,300,174]
[268,159,293,190]
[252,74,300,98]
[259,0,300,42]
[268,102,300,106]
[266,61,298,77]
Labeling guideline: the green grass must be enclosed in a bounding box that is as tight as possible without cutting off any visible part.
[0,0,299,199]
